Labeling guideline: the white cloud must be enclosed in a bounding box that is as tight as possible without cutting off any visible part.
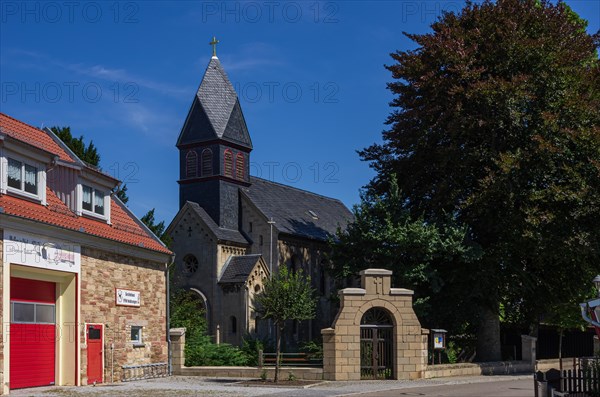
[5,49,188,97]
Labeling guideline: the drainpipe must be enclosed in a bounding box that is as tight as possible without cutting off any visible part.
[167,254,175,376]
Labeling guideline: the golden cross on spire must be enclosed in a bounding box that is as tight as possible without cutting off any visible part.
[209,36,219,57]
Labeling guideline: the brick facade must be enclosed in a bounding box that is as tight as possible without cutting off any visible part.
[79,247,167,384]
[0,230,169,394]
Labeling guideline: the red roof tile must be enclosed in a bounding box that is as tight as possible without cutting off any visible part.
[0,112,171,256]
[0,113,76,162]
[0,188,171,255]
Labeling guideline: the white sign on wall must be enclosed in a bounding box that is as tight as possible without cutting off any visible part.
[3,230,81,274]
[115,289,141,307]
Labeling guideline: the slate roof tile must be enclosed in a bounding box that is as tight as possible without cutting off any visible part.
[187,201,249,245]
[177,57,252,148]
[242,177,353,241]
[219,254,262,284]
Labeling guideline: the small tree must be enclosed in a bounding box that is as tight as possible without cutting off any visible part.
[254,266,316,382]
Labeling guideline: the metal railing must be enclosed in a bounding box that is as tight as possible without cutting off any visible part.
[122,362,169,381]
[258,350,323,367]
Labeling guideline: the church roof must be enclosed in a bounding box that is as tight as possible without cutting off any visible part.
[219,254,262,284]
[186,201,249,245]
[241,177,353,242]
[177,57,252,149]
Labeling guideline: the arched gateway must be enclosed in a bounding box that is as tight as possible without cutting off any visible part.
[360,308,394,379]
[322,269,428,381]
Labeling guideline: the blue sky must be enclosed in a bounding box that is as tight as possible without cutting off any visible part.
[1,1,598,224]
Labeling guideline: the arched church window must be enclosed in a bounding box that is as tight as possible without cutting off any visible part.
[230,316,237,334]
[224,149,234,178]
[186,150,197,178]
[201,149,213,176]
[235,153,245,180]
[290,255,302,273]
[319,260,327,295]
[183,254,199,273]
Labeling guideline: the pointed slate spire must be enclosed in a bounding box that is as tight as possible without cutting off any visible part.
[177,57,252,149]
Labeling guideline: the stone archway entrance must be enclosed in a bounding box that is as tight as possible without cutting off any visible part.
[360,308,394,379]
[321,269,429,381]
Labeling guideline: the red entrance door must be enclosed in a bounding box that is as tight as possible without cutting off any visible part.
[87,324,103,384]
[10,277,56,389]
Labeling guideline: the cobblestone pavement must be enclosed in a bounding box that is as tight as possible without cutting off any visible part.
[9,374,533,397]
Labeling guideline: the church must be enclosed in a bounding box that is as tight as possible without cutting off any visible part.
[166,47,353,347]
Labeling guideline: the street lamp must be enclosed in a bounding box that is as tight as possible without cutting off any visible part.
[593,275,600,297]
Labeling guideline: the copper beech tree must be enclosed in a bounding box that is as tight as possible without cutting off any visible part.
[355,0,599,361]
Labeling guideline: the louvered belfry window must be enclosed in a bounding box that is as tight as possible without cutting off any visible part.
[236,153,244,180]
[186,150,197,178]
[224,149,234,178]
[201,149,213,176]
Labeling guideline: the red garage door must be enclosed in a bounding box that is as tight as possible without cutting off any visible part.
[10,278,56,390]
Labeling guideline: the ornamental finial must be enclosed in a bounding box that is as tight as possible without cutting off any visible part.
[209,36,219,57]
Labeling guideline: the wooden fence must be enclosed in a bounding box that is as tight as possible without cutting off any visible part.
[535,359,600,397]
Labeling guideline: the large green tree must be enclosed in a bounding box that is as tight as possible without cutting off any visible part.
[331,176,480,333]
[360,0,600,361]
[254,267,316,382]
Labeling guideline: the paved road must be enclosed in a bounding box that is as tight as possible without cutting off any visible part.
[11,375,535,397]
[349,378,533,397]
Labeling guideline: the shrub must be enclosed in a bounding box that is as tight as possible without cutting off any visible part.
[170,288,248,366]
[300,339,323,360]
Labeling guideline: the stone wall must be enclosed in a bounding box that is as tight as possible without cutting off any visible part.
[322,269,428,381]
[79,247,167,385]
[424,361,531,378]
[169,328,322,380]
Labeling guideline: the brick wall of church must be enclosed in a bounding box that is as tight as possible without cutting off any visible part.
[79,247,167,385]
[277,237,339,345]
[170,213,219,289]
[168,206,254,344]
[240,197,277,265]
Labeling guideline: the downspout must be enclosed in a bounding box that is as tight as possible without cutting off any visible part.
[167,254,175,376]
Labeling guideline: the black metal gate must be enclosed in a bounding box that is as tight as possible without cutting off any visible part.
[360,308,394,379]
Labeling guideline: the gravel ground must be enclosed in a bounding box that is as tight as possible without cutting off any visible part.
[9,374,533,397]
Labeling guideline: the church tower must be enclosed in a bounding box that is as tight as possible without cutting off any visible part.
[176,46,252,230]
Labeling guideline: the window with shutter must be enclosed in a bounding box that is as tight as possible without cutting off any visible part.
[224,149,233,178]
[186,150,198,178]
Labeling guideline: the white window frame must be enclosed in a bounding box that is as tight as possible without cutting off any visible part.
[0,149,47,204]
[131,325,143,346]
[77,181,111,223]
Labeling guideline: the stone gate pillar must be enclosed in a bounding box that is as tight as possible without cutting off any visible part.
[170,328,186,374]
[321,269,428,380]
